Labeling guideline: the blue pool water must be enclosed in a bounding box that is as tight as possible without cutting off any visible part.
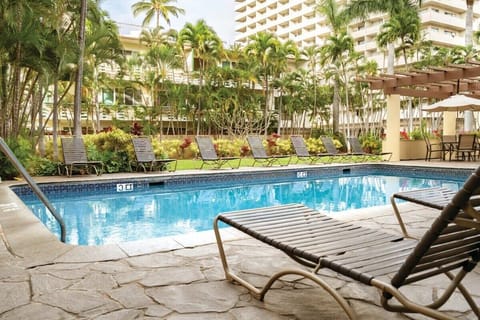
[17,168,466,245]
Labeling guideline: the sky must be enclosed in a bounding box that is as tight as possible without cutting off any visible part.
[100,0,236,45]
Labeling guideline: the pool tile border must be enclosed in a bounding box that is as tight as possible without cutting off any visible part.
[11,163,472,198]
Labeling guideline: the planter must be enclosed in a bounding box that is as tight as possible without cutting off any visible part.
[399,139,429,160]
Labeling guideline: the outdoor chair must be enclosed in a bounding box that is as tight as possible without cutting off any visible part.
[214,165,480,319]
[390,187,459,238]
[453,133,477,161]
[195,136,241,169]
[290,135,332,164]
[423,134,444,161]
[440,135,457,161]
[347,136,392,161]
[131,136,177,173]
[246,135,291,167]
[60,137,103,177]
[320,136,354,161]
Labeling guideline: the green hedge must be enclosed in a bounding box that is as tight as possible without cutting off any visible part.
[0,130,345,178]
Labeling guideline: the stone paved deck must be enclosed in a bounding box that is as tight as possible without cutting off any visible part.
[1,161,479,319]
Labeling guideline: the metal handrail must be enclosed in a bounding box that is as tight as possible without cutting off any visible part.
[0,137,66,242]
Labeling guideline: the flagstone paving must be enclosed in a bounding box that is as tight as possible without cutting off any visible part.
[1,161,479,319]
[1,201,479,319]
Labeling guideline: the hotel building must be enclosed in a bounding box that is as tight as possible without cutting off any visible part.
[234,0,480,69]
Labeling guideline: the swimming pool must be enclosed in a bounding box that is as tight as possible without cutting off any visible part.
[13,165,470,245]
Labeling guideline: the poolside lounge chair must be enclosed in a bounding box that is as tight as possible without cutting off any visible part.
[320,136,355,161]
[290,135,332,164]
[214,165,480,320]
[247,135,291,167]
[131,136,177,173]
[195,136,241,169]
[347,136,392,161]
[390,187,460,238]
[60,137,103,177]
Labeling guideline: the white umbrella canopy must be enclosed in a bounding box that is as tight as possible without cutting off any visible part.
[422,94,480,112]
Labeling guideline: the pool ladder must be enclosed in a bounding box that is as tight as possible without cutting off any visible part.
[0,138,66,242]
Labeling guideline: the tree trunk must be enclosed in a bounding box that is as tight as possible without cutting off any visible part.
[332,80,340,134]
[464,0,474,132]
[52,80,59,160]
[387,42,395,74]
[73,0,87,137]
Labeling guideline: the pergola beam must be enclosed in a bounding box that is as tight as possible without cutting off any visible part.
[363,61,480,98]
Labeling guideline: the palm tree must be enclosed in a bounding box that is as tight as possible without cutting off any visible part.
[465,0,475,47]
[342,0,419,74]
[179,20,223,134]
[139,26,167,47]
[131,0,185,28]
[301,46,322,132]
[144,44,182,136]
[83,18,124,133]
[464,0,476,131]
[320,31,355,136]
[0,1,56,139]
[245,32,281,135]
[317,0,350,135]
[73,0,87,137]
[376,9,420,69]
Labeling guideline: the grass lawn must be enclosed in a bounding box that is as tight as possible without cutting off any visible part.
[173,155,381,170]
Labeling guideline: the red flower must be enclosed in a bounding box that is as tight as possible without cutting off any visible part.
[266,137,277,147]
[241,144,250,156]
[180,137,192,149]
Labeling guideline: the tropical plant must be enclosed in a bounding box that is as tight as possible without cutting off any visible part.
[131,0,185,28]
[179,20,224,134]
[342,0,420,73]
[317,0,350,135]
[245,32,281,136]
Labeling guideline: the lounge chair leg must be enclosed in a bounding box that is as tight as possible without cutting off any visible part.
[389,196,412,238]
[375,280,459,320]
[213,217,357,320]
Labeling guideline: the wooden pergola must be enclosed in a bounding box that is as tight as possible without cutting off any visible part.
[361,61,480,99]
[359,61,480,160]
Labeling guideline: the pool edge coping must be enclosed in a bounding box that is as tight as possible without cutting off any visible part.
[0,161,476,267]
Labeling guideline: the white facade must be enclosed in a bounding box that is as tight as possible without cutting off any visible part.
[235,0,480,69]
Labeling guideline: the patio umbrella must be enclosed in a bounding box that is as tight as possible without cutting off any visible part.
[422,94,480,112]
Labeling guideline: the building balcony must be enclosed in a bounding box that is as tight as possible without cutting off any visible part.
[420,10,466,31]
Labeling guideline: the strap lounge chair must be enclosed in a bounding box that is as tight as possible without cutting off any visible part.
[290,135,333,164]
[247,135,291,167]
[391,184,480,238]
[131,136,177,173]
[195,136,241,169]
[320,136,355,161]
[60,137,103,177]
[391,187,458,238]
[214,166,480,320]
[347,136,392,161]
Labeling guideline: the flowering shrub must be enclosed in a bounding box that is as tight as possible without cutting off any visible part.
[180,137,192,149]
[213,139,242,157]
[266,133,281,155]
[130,122,143,136]
[400,129,409,140]
[240,144,250,156]
[400,128,423,140]
[179,137,194,158]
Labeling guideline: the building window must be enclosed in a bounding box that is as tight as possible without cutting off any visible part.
[444,30,456,38]
[101,88,114,105]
